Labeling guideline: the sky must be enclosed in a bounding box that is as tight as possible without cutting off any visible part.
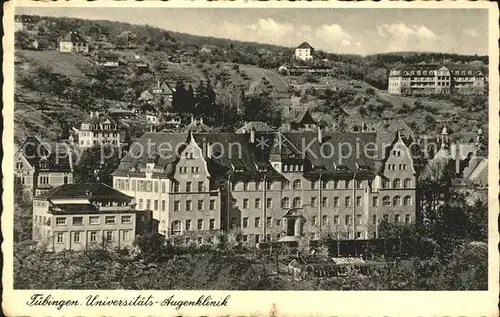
[16,7,489,56]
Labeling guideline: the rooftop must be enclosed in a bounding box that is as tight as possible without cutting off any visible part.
[38,183,133,201]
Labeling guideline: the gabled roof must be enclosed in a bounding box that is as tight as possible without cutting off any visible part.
[151,81,173,95]
[16,136,72,172]
[296,42,314,50]
[38,183,132,201]
[60,31,88,44]
[236,121,276,133]
[292,110,317,125]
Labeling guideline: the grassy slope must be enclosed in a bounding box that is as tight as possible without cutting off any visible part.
[18,50,94,80]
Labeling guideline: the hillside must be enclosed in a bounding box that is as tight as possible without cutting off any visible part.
[14,14,488,143]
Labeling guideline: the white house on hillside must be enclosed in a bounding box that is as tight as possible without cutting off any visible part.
[58,31,89,54]
[295,42,314,61]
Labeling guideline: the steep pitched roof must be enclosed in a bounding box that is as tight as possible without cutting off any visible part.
[292,110,317,125]
[60,31,88,43]
[16,136,72,172]
[296,42,314,50]
[236,121,276,133]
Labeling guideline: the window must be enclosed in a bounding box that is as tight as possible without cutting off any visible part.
[123,231,130,242]
[393,179,401,189]
[322,197,328,207]
[146,199,151,210]
[72,217,83,226]
[186,182,192,192]
[243,198,249,209]
[356,232,362,239]
[186,200,192,211]
[373,197,379,207]
[311,197,317,207]
[105,216,116,224]
[154,200,158,210]
[173,182,180,193]
[186,219,192,231]
[198,181,204,192]
[322,181,329,189]
[266,181,272,190]
[356,180,363,188]
[311,181,317,190]
[254,198,261,208]
[276,219,282,227]
[56,217,66,225]
[121,215,132,224]
[356,214,362,225]
[383,196,391,206]
[404,178,412,189]
[256,181,262,191]
[197,237,203,245]
[57,233,64,243]
[383,214,389,222]
[345,215,351,226]
[171,221,182,235]
[346,180,352,189]
[197,219,203,230]
[281,197,290,208]
[243,217,249,228]
[405,214,411,224]
[393,196,401,206]
[356,196,362,207]
[394,214,400,223]
[312,216,317,225]
[243,182,248,191]
[293,180,302,190]
[345,197,351,207]
[105,231,114,241]
[382,179,390,189]
[162,200,166,211]
[162,182,166,193]
[267,217,272,227]
[263,198,271,208]
[333,180,339,189]
[198,200,204,210]
[209,219,215,229]
[89,216,99,225]
[282,180,290,190]
[90,231,97,242]
[404,196,412,206]
[73,232,81,243]
[333,215,339,225]
[255,217,261,228]
[372,215,377,225]
[210,200,216,210]
[174,201,180,211]
[292,197,301,208]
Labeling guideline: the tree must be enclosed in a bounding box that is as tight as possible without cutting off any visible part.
[242,92,282,128]
[73,145,121,185]
[134,232,168,262]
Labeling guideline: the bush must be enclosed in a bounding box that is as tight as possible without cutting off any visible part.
[365,88,375,96]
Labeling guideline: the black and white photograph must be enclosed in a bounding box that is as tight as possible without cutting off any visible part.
[2,2,499,316]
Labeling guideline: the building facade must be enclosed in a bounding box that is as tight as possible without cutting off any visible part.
[77,111,123,149]
[58,31,89,54]
[32,183,144,252]
[388,64,486,95]
[295,42,314,61]
[112,128,417,245]
[14,136,73,197]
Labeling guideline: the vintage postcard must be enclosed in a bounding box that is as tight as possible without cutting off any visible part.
[2,1,499,316]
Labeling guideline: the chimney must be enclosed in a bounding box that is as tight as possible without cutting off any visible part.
[191,116,194,124]
[317,125,323,143]
[200,117,203,125]
[90,111,94,118]
[157,80,160,88]
[250,127,256,143]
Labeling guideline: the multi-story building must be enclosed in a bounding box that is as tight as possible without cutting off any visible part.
[14,136,73,197]
[295,42,314,61]
[388,63,486,95]
[112,127,417,245]
[77,111,123,149]
[32,183,148,252]
[58,31,89,54]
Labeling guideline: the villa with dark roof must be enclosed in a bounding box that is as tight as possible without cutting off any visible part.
[32,183,153,252]
[112,127,417,246]
[77,111,124,149]
[295,42,314,61]
[15,136,74,197]
[58,31,89,54]
[388,63,486,95]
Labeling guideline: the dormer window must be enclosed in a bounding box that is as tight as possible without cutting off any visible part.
[417,70,421,75]
[283,165,288,172]
[429,71,433,75]
[423,70,427,75]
